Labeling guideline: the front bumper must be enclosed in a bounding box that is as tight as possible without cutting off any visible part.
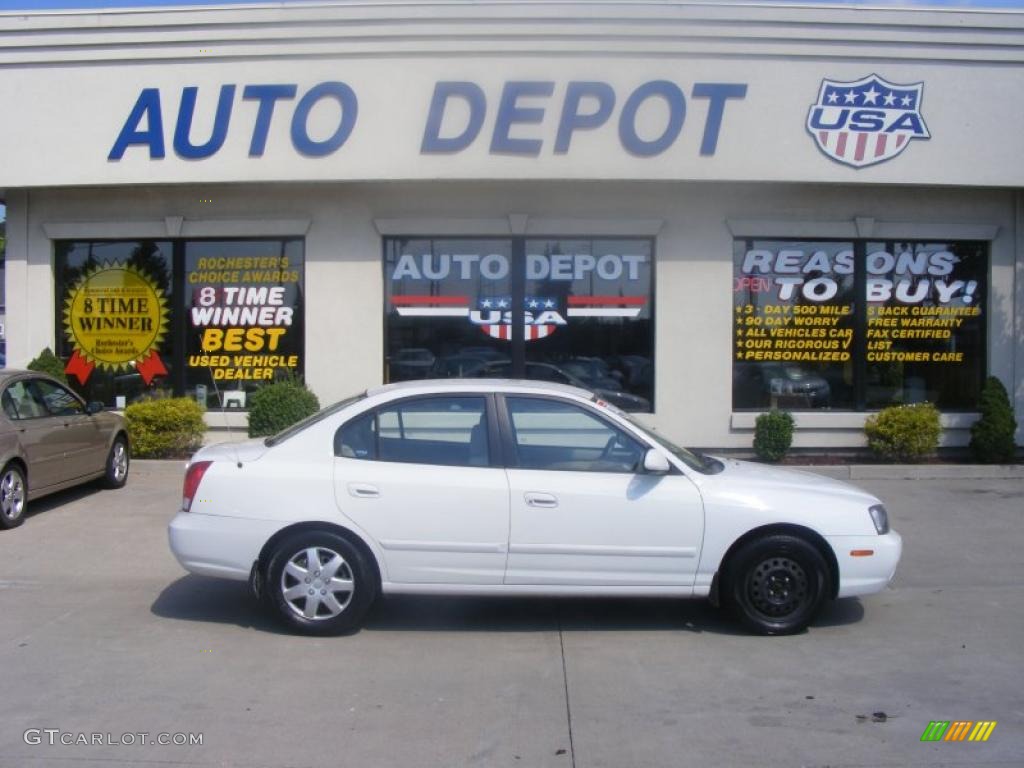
[827,530,903,598]
[168,511,286,582]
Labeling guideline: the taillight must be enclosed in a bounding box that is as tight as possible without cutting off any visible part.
[182,460,212,512]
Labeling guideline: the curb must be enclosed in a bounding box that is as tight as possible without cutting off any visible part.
[791,464,1024,480]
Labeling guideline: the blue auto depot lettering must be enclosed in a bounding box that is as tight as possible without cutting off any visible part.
[109,82,359,160]
[109,78,747,161]
[421,79,747,157]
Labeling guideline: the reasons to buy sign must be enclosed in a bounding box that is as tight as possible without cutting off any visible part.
[186,254,302,382]
[733,244,982,365]
[62,262,169,385]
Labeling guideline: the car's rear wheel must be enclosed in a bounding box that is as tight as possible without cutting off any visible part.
[0,464,27,530]
[265,531,377,635]
[102,436,130,489]
[729,534,827,635]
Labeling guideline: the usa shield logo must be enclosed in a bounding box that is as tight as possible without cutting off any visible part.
[806,74,930,168]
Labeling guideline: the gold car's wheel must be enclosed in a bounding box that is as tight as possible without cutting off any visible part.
[0,464,27,530]
[103,436,130,489]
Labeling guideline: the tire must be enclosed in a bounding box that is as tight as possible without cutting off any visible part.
[0,463,27,530]
[102,435,130,489]
[728,534,828,635]
[265,530,377,635]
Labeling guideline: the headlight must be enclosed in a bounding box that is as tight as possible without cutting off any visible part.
[869,504,889,535]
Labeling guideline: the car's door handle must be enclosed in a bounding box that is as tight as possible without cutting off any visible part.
[524,492,558,508]
[348,483,380,499]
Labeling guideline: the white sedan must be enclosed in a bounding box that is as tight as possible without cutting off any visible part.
[168,380,901,636]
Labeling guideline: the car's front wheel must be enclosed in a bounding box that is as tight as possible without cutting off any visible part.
[728,534,827,635]
[265,531,377,635]
[0,463,27,530]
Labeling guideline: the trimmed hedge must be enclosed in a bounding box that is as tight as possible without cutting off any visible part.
[969,376,1018,463]
[125,397,206,458]
[247,379,320,438]
[864,402,941,462]
[27,347,68,384]
[753,409,795,462]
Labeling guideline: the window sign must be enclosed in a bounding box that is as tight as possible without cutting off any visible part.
[733,239,986,410]
[55,238,304,409]
[55,240,174,406]
[385,237,654,411]
[184,240,305,408]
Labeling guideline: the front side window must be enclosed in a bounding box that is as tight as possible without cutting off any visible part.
[32,379,85,416]
[384,237,654,412]
[335,396,490,467]
[506,396,644,473]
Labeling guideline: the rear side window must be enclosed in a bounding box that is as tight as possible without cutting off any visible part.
[335,396,490,467]
[2,381,48,420]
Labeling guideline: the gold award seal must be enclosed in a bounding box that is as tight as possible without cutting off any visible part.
[62,262,170,384]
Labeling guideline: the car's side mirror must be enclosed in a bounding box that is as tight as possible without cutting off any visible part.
[642,449,671,474]
[86,401,104,415]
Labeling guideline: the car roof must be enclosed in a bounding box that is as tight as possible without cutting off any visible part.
[366,378,593,400]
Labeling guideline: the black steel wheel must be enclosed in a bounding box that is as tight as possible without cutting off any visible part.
[729,534,828,635]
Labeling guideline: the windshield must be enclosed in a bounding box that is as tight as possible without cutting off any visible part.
[264,392,368,447]
[592,396,718,473]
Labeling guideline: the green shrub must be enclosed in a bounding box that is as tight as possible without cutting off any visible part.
[969,376,1018,463]
[753,409,795,462]
[27,347,68,383]
[125,397,206,458]
[247,379,320,437]
[864,402,941,462]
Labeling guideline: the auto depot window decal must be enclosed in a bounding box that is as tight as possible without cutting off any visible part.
[385,237,654,412]
[733,239,987,411]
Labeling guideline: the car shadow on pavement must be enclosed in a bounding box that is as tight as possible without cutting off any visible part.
[152,575,864,636]
[151,575,291,635]
[21,482,104,520]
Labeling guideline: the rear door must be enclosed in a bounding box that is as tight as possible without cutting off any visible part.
[501,395,704,588]
[332,394,510,584]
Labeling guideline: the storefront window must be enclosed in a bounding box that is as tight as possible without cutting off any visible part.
[55,238,304,409]
[385,237,654,411]
[863,241,986,409]
[55,240,175,406]
[733,240,855,410]
[732,238,987,411]
[184,240,305,409]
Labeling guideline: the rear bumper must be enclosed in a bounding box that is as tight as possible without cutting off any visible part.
[168,511,285,582]
[827,530,903,598]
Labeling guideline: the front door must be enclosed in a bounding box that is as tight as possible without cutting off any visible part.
[333,394,510,584]
[502,396,704,588]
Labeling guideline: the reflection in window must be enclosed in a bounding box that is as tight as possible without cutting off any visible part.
[732,239,987,411]
[384,237,654,412]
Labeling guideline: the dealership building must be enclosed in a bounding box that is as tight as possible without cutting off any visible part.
[1,0,1022,450]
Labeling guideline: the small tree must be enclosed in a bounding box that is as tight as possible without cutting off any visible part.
[969,376,1018,463]
[27,347,68,383]
[753,409,795,462]
[247,378,320,437]
[864,402,941,462]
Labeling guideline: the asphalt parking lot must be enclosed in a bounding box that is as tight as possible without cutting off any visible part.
[0,461,1021,768]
